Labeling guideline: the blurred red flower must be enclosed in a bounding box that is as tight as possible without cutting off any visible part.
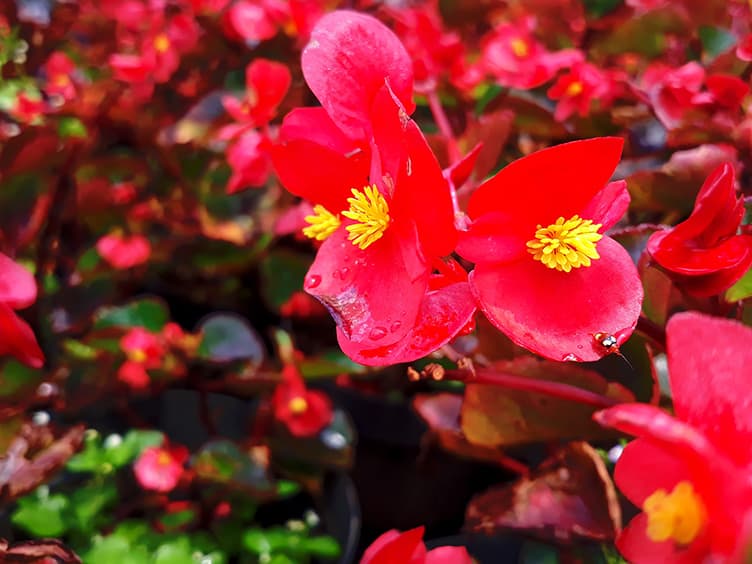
[0,253,44,368]
[96,232,151,269]
[647,163,752,296]
[134,443,189,493]
[361,526,472,564]
[272,10,475,365]
[272,365,332,437]
[481,17,582,90]
[11,93,45,123]
[42,52,77,101]
[220,59,291,193]
[118,327,166,389]
[457,137,643,361]
[547,62,623,122]
[595,312,752,563]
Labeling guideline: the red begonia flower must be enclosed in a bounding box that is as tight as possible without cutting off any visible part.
[301,10,415,140]
[481,18,583,90]
[272,365,332,437]
[96,232,151,269]
[12,93,45,123]
[646,163,752,297]
[547,62,622,122]
[641,62,705,129]
[222,59,291,128]
[117,327,166,388]
[388,0,467,92]
[134,443,189,492]
[222,0,288,43]
[457,137,642,361]
[738,34,752,61]
[0,253,44,368]
[273,11,475,365]
[226,130,273,193]
[361,526,472,564]
[595,312,752,563]
[704,74,749,110]
[42,52,76,101]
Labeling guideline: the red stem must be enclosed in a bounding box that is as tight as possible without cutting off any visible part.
[444,368,621,409]
[427,90,460,164]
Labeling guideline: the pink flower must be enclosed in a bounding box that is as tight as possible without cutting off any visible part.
[96,232,151,269]
[134,444,189,493]
[481,17,583,90]
[547,62,622,122]
[361,526,472,564]
[0,253,44,368]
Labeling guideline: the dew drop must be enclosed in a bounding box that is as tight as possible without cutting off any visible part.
[369,326,388,341]
[332,270,341,280]
[305,274,321,289]
[340,267,350,279]
[390,321,402,333]
[406,157,413,176]
[577,344,583,350]
[561,353,582,362]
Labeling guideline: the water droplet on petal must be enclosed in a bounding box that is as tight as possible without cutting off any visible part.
[561,353,582,362]
[305,274,321,289]
[369,326,388,341]
[340,267,350,279]
[577,344,583,350]
[390,321,402,333]
[332,270,341,280]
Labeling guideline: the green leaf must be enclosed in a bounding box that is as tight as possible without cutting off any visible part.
[197,313,264,364]
[726,267,752,302]
[243,529,272,555]
[12,488,70,537]
[153,537,194,564]
[583,0,621,17]
[93,297,170,332]
[699,26,736,59]
[58,116,88,138]
[83,534,151,564]
[260,250,311,311]
[192,440,275,497]
[301,536,341,558]
[67,429,163,474]
[105,430,164,468]
[70,480,118,533]
[0,359,43,398]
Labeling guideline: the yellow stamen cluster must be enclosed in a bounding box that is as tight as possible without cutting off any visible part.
[153,34,171,54]
[157,451,173,466]
[127,349,147,363]
[527,214,602,272]
[566,81,584,96]
[342,185,391,250]
[303,205,341,241]
[288,396,308,414]
[643,481,705,545]
[510,38,529,58]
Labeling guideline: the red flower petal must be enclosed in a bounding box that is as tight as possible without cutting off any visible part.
[469,237,642,361]
[581,180,630,231]
[336,282,476,365]
[118,360,151,389]
[301,10,414,139]
[391,118,456,258]
[467,137,624,235]
[245,58,291,125]
[617,513,703,564]
[226,131,272,192]
[96,233,151,269]
[667,312,752,467]
[361,527,426,564]
[0,304,44,368]
[278,107,361,154]
[425,546,474,564]
[304,225,428,349]
[0,253,37,309]
[271,138,369,212]
[614,438,690,508]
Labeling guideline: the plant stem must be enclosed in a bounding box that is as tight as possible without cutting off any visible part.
[427,90,460,164]
[443,368,621,409]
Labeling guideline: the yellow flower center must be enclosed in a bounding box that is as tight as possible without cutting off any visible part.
[510,38,529,58]
[303,204,341,241]
[643,481,706,545]
[526,214,602,272]
[157,451,173,466]
[154,34,171,54]
[128,349,147,363]
[341,184,390,250]
[566,81,584,96]
[288,396,308,414]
